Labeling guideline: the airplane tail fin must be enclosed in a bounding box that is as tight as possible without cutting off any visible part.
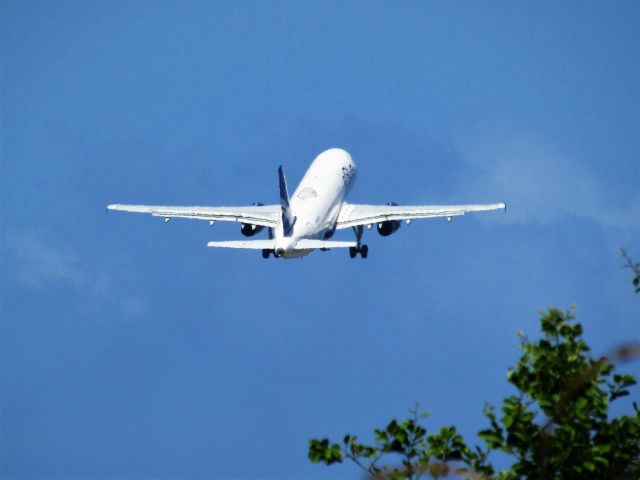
[278,165,296,236]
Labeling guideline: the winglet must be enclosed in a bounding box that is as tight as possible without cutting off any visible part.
[278,165,296,236]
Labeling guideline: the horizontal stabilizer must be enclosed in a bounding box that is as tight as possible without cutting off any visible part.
[206,239,357,250]
[207,240,275,249]
[295,239,357,249]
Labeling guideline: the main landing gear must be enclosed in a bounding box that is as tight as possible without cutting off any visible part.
[349,244,368,258]
[349,225,368,259]
[261,228,275,259]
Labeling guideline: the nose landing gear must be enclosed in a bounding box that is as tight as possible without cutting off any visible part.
[350,225,368,259]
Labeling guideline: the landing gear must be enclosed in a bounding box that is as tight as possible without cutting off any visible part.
[350,225,368,259]
[262,229,275,259]
[263,249,284,258]
[349,244,368,258]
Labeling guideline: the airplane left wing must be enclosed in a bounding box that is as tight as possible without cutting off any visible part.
[336,202,506,229]
[107,204,280,227]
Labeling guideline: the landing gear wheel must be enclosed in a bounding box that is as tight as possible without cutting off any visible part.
[349,245,368,259]
[262,249,271,259]
[350,225,368,259]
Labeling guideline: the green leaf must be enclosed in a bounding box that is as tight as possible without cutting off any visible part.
[308,439,343,465]
[503,414,514,429]
[478,429,503,449]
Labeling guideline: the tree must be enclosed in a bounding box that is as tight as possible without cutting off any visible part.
[309,305,640,478]
[621,248,640,293]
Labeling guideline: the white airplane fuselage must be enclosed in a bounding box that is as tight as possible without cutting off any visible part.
[274,148,356,258]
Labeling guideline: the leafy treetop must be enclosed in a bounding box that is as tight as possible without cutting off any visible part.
[309,308,640,479]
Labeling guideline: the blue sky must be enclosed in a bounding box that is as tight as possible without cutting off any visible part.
[1,1,638,478]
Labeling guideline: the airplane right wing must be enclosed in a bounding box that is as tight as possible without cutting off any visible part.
[336,202,506,229]
[107,204,280,227]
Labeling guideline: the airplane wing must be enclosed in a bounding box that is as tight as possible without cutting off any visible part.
[335,202,506,229]
[107,204,280,227]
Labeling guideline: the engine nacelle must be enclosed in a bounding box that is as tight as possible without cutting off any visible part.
[241,202,266,237]
[241,223,264,237]
[377,220,401,236]
[377,202,401,236]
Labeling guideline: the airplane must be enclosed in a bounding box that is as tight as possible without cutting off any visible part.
[107,148,505,259]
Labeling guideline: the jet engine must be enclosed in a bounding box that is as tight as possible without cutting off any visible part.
[241,223,264,237]
[377,220,401,236]
[377,202,401,236]
[241,202,265,237]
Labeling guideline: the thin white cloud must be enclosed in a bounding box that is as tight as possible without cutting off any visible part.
[6,229,88,287]
[3,229,146,318]
[455,127,640,230]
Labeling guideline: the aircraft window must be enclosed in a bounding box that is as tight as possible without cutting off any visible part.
[297,187,317,198]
